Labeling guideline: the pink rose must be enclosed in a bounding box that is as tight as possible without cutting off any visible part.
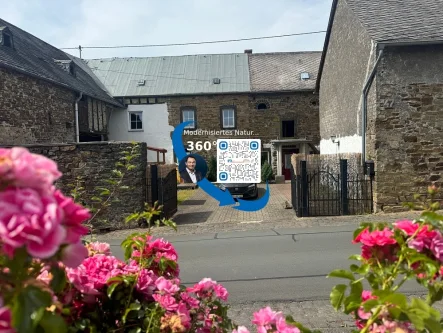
[135,269,157,296]
[54,190,90,244]
[0,147,61,191]
[86,242,111,256]
[155,276,180,294]
[252,306,279,326]
[66,254,126,295]
[0,187,66,259]
[153,294,178,311]
[62,242,89,268]
[0,297,14,333]
[214,284,229,301]
[358,228,397,247]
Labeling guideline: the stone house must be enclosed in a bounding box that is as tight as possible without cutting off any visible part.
[316,0,443,211]
[0,18,123,145]
[87,51,321,180]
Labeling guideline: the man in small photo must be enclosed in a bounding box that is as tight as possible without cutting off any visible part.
[180,155,202,184]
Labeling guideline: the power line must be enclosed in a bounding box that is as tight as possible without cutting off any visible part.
[61,30,326,50]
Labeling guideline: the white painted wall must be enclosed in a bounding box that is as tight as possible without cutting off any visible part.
[320,134,362,155]
[108,104,175,163]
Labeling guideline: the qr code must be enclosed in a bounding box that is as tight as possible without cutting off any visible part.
[217,139,261,183]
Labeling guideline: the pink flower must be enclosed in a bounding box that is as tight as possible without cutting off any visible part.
[66,254,126,295]
[62,242,89,268]
[155,276,180,294]
[233,326,250,333]
[180,292,200,309]
[176,302,192,329]
[358,228,397,247]
[153,294,178,311]
[275,315,300,333]
[54,190,90,244]
[252,306,279,326]
[0,298,14,333]
[214,284,229,301]
[430,232,443,262]
[0,147,61,191]
[86,242,111,256]
[0,187,66,259]
[135,269,157,296]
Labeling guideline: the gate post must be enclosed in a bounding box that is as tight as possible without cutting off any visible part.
[300,160,308,217]
[151,164,159,204]
[340,159,349,215]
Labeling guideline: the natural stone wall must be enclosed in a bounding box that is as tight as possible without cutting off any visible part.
[374,45,443,212]
[319,0,374,140]
[291,153,363,177]
[0,67,76,144]
[167,92,319,164]
[2,142,147,231]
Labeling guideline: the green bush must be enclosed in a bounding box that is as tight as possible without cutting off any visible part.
[206,155,217,182]
[261,161,273,182]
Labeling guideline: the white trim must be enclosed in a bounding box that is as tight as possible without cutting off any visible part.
[128,111,143,132]
[320,134,362,154]
[222,108,235,128]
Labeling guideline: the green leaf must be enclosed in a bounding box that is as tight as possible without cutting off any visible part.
[285,316,315,333]
[39,312,68,333]
[107,282,120,298]
[12,286,52,332]
[123,303,142,324]
[384,293,407,309]
[100,189,111,196]
[348,254,362,261]
[327,269,355,281]
[91,196,102,202]
[362,299,379,312]
[49,266,67,293]
[424,318,442,333]
[330,284,347,311]
[128,328,142,333]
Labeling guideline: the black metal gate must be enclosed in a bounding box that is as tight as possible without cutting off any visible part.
[291,159,374,217]
[148,165,177,219]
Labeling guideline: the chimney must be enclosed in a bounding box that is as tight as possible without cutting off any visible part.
[244,49,253,54]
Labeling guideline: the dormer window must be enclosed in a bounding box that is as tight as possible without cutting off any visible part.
[53,59,76,77]
[0,27,14,48]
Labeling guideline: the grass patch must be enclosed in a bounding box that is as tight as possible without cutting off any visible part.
[177,189,195,205]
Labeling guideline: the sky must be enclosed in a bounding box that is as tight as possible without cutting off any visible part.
[0,0,332,59]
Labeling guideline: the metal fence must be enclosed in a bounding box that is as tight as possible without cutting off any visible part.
[291,159,374,217]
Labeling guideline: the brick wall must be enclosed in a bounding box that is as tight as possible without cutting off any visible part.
[3,142,147,231]
[0,67,76,144]
[319,0,374,140]
[167,92,319,161]
[374,45,443,212]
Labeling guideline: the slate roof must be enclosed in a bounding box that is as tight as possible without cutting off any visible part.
[315,0,443,92]
[248,52,321,92]
[85,54,251,97]
[345,0,443,43]
[0,18,121,107]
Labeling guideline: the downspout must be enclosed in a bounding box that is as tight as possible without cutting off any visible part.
[361,47,384,165]
[75,92,83,143]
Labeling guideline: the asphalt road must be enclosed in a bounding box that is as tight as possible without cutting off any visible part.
[110,224,422,304]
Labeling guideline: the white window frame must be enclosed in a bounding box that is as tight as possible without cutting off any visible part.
[181,109,196,129]
[128,111,143,131]
[221,108,235,129]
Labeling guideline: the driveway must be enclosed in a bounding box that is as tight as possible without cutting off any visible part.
[173,183,296,225]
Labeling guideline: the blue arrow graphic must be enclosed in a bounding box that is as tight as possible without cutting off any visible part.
[198,179,235,206]
[233,182,270,212]
[172,121,235,206]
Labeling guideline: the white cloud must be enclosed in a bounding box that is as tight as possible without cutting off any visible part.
[0,0,333,59]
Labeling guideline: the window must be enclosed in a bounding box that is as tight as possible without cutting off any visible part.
[221,107,236,129]
[0,27,13,48]
[181,108,196,129]
[129,111,143,131]
[282,120,295,138]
